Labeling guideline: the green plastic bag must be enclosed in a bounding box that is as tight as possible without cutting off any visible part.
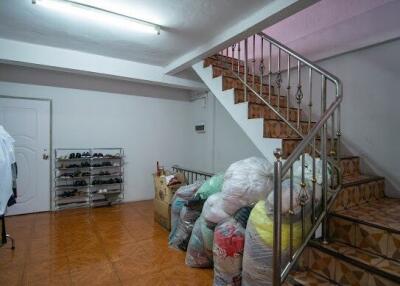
[195,174,224,200]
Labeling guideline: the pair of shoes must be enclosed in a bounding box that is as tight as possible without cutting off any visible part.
[98,171,110,176]
[82,152,91,158]
[73,180,87,186]
[93,153,104,158]
[102,162,112,167]
[98,189,108,194]
[81,162,91,167]
[81,172,91,177]
[69,153,82,159]
[67,164,80,168]
[73,171,81,177]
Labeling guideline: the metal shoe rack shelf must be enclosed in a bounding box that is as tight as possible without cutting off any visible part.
[53,148,124,210]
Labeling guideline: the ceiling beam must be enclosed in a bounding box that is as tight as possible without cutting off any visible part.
[0,38,207,91]
[164,0,319,75]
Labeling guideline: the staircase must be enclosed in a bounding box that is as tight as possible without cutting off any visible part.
[193,34,400,285]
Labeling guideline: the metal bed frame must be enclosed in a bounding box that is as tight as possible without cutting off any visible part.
[171,165,213,184]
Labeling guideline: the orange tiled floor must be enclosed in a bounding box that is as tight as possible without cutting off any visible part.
[0,201,213,286]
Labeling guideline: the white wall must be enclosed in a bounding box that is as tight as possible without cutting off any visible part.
[0,64,194,202]
[188,92,263,173]
[315,39,400,197]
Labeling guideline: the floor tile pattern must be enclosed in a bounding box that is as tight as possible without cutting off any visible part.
[0,201,213,286]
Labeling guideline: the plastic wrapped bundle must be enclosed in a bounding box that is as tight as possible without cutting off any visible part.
[169,181,205,247]
[291,153,332,185]
[175,180,205,200]
[169,195,186,243]
[202,193,230,224]
[265,177,322,222]
[185,215,216,268]
[169,205,201,251]
[213,207,252,286]
[195,174,224,200]
[242,201,309,286]
[221,157,273,215]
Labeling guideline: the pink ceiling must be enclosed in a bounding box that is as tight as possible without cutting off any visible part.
[223,0,400,64]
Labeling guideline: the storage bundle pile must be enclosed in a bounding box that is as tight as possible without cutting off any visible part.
[168,155,326,286]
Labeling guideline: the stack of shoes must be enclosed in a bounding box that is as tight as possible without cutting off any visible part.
[92,178,122,185]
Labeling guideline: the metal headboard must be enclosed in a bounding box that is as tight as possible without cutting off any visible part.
[171,165,213,184]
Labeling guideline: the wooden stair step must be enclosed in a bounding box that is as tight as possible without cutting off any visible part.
[331,196,400,235]
[209,54,245,66]
[234,89,287,108]
[248,103,301,122]
[331,175,385,211]
[223,75,270,93]
[282,138,337,159]
[286,270,337,285]
[340,156,361,178]
[211,65,266,85]
[263,119,315,139]
[204,57,247,73]
[306,240,400,285]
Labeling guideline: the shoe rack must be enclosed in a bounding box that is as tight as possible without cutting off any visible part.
[53,148,124,210]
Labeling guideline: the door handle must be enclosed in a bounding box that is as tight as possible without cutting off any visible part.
[42,150,49,160]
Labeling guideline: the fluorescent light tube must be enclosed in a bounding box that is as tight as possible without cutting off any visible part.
[32,0,161,35]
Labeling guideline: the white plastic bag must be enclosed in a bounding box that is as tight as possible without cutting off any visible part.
[202,193,230,224]
[221,157,273,215]
[265,177,322,220]
[185,215,215,268]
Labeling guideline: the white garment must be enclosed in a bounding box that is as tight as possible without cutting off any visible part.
[0,125,16,215]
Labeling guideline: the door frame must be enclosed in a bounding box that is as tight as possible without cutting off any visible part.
[0,95,53,213]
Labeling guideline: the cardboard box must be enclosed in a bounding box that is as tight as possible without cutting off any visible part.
[154,198,171,231]
[153,173,186,204]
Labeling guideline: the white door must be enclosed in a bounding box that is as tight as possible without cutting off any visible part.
[0,97,51,215]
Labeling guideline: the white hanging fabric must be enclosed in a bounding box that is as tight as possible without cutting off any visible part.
[0,125,16,216]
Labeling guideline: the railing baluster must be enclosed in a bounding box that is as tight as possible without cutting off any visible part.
[237,41,241,75]
[252,35,256,88]
[286,54,291,120]
[296,60,303,130]
[289,166,294,261]
[336,105,342,162]
[277,48,281,112]
[311,137,316,225]
[231,44,235,71]
[330,112,335,188]
[300,152,307,241]
[308,68,313,132]
[244,38,248,102]
[260,37,264,98]
[273,148,283,286]
[321,75,329,244]
[268,42,272,103]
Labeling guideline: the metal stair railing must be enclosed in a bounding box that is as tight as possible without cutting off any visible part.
[218,32,343,285]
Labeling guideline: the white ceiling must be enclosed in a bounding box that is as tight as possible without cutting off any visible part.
[0,0,271,66]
